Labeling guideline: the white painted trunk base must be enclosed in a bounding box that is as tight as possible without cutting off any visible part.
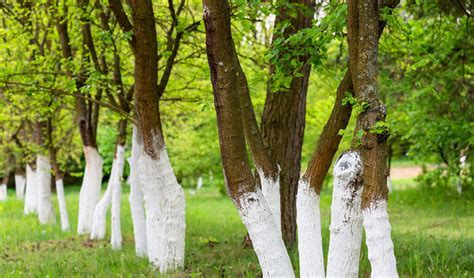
[327,151,364,277]
[257,168,281,234]
[238,188,294,278]
[363,200,398,277]
[296,180,324,278]
[36,155,56,224]
[24,164,37,215]
[111,145,126,250]
[129,125,148,257]
[55,179,70,231]
[90,159,115,240]
[77,147,104,235]
[140,148,186,273]
[15,174,26,199]
[0,184,6,201]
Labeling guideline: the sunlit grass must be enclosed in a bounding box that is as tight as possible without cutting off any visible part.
[1,180,472,276]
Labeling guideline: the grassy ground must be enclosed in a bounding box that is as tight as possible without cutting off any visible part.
[1,180,473,277]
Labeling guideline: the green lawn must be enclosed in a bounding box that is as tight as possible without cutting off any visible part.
[1,180,473,277]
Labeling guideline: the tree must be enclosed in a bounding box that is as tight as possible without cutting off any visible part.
[261,0,315,246]
[203,0,294,276]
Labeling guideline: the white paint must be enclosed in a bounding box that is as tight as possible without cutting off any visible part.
[296,179,325,278]
[111,145,126,250]
[140,147,186,272]
[15,174,26,199]
[457,153,468,194]
[363,200,398,277]
[128,125,148,257]
[36,155,56,224]
[197,176,203,190]
[0,184,6,201]
[257,168,281,234]
[90,160,115,240]
[387,175,393,192]
[238,188,294,277]
[77,146,104,235]
[24,164,37,214]
[327,151,364,277]
[55,179,70,231]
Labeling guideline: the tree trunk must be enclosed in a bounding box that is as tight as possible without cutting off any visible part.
[90,119,127,243]
[326,151,364,277]
[36,155,56,224]
[347,0,398,276]
[127,0,185,271]
[0,171,8,201]
[24,163,37,214]
[261,0,314,246]
[14,173,26,200]
[203,0,294,276]
[128,124,148,257]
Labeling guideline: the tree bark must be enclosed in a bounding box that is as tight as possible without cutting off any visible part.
[347,0,398,276]
[261,0,315,246]
[203,0,294,276]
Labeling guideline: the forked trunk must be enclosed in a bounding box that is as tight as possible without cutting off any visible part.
[327,152,364,277]
[36,155,56,224]
[128,125,148,257]
[77,146,104,235]
[24,163,37,214]
[15,173,26,200]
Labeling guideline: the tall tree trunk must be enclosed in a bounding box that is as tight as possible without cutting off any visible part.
[125,0,185,271]
[0,166,9,201]
[203,0,294,276]
[261,0,314,246]
[347,0,398,276]
[24,163,37,214]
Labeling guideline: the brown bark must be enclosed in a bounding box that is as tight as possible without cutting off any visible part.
[128,0,164,157]
[261,0,314,246]
[302,0,399,194]
[234,50,278,180]
[203,0,256,203]
[347,0,398,208]
[302,70,353,193]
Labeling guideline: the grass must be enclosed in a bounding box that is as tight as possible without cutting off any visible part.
[0,180,473,277]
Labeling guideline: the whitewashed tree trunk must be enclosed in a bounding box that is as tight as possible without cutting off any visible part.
[296,179,324,278]
[77,146,104,235]
[258,168,281,234]
[387,175,393,193]
[36,155,56,224]
[238,188,294,277]
[111,144,125,250]
[129,125,148,257]
[363,200,398,277]
[0,183,6,201]
[327,151,364,277]
[139,148,186,272]
[55,178,70,231]
[90,158,116,240]
[24,164,37,214]
[15,174,26,199]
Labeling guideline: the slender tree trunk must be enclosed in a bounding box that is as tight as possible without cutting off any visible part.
[261,0,314,246]
[0,170,8,201]
[24,163,37,214]
[14,171,26,200]
[128,124,148,257]
[47,117,70,231]
[203,0,294,276]
[347,1,398,276]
